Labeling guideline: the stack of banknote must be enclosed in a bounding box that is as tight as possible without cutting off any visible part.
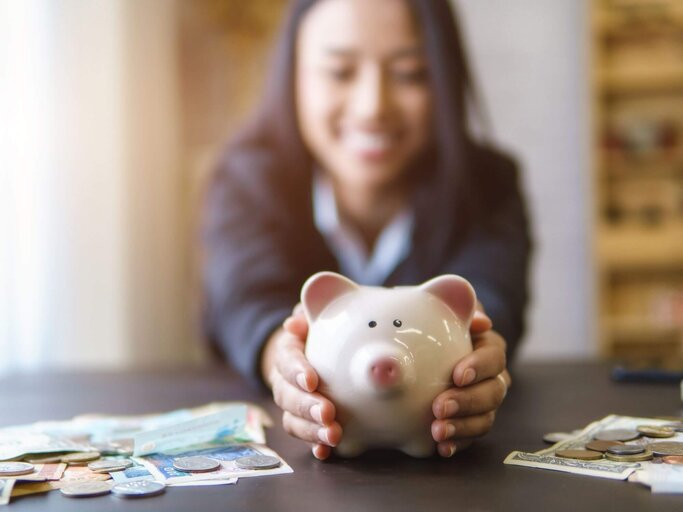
[0,402,292,505]
[505,414,683,493]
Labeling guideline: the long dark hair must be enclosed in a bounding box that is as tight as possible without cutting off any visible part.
[227,0,485,248]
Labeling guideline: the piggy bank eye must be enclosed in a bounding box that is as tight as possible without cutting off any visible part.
[368,321,377,328]
[393,319,402,327]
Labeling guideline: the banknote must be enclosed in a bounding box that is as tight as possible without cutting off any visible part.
[505,415,678,480]
[0,432,90,461]
[133,405,248,456]
[110,462,156,484]
[13,463,66,482]
[10,482,55,498]
[134,443,292,484]
[0,479,15,506]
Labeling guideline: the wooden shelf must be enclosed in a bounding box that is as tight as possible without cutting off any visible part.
[600,67,683,94]
[597,222,683,269]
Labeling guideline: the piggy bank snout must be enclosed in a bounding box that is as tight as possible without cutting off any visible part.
[349,344,414,395]
[369,357,401,389]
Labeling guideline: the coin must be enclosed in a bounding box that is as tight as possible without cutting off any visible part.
[637,425,675,438]
[605,450,653,462]
[554,449,603,461]
[594,429,640,442]
[647,442,683,457]
[88,459,133,473]
[542,432,574,444]
[173,456,221,473]
[0,462,34,477]
[24,454,64,464]
[585,440,623,453]
[60,481,112,498]
[235,454,282,470]
[62,452,101,464]
[606,444,645,456]
[662,423,683,433]
[663,456,683,465]
[111,480,166,499]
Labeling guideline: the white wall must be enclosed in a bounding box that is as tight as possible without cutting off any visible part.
[0,0,200,375]
[456,0,595,360]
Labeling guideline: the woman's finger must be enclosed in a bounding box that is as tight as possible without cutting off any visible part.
[432,374,507,419]
[282,411,342,446]
[431,411,496,442]
[312,443,332,460]
[274,333,319,392]
[436,438,474,458]
[470,309,492,335]
[452,331,506,387]
[270,371,336,425]
[283,310,308,339]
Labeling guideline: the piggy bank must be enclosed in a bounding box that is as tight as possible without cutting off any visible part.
[301,271,475,457]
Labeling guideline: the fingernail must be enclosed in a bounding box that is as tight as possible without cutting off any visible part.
[318,427,330,445]
[310,404,323,423]
[296,373,308,391]
[444,423,455,439]
[439,442,455,458]
[444,399,459,416]
[460,368,476,386]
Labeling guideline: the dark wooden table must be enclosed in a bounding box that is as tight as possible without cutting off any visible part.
[2,362,683,511]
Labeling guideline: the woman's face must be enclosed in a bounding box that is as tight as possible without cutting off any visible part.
[296,0,432,194]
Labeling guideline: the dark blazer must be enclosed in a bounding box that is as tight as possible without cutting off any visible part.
[202,142,532,387]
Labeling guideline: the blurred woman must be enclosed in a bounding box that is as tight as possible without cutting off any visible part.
[202,0,531,460]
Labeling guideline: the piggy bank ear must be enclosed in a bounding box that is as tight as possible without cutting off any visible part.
[419,275,477,325]
[301,272,359,322]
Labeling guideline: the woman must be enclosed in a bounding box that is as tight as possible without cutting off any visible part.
[202,0,531,460]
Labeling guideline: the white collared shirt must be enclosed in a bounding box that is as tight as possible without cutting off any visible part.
[312,174,414,286]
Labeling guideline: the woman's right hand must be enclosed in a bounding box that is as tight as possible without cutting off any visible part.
[261,304,342,460]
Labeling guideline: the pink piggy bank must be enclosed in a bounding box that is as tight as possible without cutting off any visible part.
[302,271,476,457]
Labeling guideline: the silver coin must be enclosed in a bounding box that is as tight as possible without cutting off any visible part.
[647,441,683,457]
[606,444,645,456]
[235,454,281,470]
[0,462,34,477]
[542,432,574,444]
[60,481,112,498]
[173,456,221,473]
[594,429,640,442]
[111,480,166,499]
[88,459,133,472]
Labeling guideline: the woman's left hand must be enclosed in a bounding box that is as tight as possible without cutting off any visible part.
[431,306,510,457]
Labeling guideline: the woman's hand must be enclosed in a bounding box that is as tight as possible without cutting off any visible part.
[261,305,342,460]
[430,306,510,457]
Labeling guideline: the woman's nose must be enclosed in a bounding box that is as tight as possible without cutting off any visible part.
[349,65,390,124]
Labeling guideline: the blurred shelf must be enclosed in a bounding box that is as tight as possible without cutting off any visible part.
[597,222,683,269]
[599,67,683,94]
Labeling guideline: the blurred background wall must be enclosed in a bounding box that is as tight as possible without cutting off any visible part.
[4,0,667,374]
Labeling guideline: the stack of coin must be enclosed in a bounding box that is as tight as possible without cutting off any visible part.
[111,481,166,499]
[60,481,112,499]
[235,454,282,470]
[173,456,221,473]
[636,425,675,439]
[604,444,653,462]
[0,462,35,477]
[61,452,101,466]
[87,458,133,474]
[555,449,603,461]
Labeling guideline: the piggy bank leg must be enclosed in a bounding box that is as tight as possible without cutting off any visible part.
[400,435,435,458]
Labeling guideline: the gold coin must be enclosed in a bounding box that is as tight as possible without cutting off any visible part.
[585,440,623,453]
[61,452,101,464]
[555,449,603,461]
[605,450,653,462]
[663,456,683,465]
[637,425,675,438]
